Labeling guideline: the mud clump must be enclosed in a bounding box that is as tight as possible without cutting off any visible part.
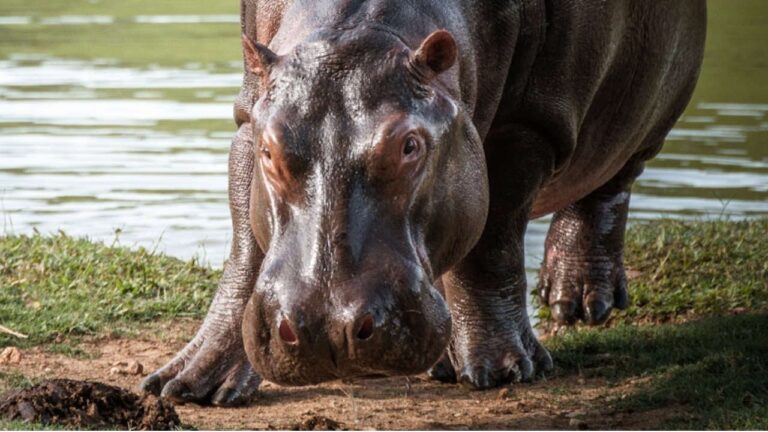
[290,415,345,431]
[0,347,22,365]
[110,360,144,376]
[0,379,180,430]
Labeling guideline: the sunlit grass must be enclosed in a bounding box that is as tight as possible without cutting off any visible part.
[0,231,220,348]
[620,217,768,322]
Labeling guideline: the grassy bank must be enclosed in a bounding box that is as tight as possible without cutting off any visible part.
[0,231,220,348]
[1,218,767,429]
[620,218,768,322]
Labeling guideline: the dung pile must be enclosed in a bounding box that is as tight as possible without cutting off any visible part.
[0,379,180,430]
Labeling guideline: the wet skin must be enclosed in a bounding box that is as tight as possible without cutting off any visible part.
[141,0,706,405]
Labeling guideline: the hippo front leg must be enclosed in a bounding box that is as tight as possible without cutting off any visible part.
[538,162,643,325]
[140,124,264,406]
[429,130,556,389]
[441,211,553,389]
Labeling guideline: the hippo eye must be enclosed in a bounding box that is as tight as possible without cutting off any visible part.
[403,137,419,156]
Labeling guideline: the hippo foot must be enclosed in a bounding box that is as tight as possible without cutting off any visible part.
[538,254,629,325]
[446,315,553,390]
[140,324,261,407]
[539,189,632,326]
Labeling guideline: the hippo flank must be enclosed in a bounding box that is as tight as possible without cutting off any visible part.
[140,0,706,406]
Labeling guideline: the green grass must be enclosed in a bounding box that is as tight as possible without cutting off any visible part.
[546,313,768,429]
[0,371,36,394]
[0,421,68,431]
[0,231,219,348]
[536,218,768,325]
[620,218,768,323]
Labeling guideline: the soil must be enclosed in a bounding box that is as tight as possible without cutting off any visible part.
[0,379,179,430]
[0,321,688,430]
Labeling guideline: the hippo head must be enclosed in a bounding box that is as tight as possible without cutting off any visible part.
[241,25,489,385]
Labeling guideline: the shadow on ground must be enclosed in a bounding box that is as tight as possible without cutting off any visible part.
[547,313,768,429]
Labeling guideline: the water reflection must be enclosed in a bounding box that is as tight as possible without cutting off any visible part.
[0,58,241,88]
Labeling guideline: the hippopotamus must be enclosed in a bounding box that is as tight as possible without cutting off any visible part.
[140,0,706,406]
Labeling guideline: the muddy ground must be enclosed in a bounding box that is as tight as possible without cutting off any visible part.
[0,321,684,430]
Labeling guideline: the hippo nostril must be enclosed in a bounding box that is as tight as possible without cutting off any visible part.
[356,314,374,340]
[278,319,298,344]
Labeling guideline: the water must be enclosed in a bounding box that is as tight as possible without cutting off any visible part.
[1,0,767,276]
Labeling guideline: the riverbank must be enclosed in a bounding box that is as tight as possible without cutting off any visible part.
[1,218,766,429]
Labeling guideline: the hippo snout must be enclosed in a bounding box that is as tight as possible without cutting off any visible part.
[242,266,451,385]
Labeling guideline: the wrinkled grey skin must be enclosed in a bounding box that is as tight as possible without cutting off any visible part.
[141,0,706,406]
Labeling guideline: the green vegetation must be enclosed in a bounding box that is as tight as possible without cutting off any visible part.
[547,314,768,429]
[0,371,36,394]
[0,231,219,348]
[0,421,66,431]
[619,218,768,322]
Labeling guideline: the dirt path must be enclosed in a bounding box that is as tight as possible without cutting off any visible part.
[2,326,681,430]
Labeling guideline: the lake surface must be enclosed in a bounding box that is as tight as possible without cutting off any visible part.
[1,0,767,281]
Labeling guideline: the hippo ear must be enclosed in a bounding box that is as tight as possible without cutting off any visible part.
[411,30,458,77]
[242,33,278,81]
